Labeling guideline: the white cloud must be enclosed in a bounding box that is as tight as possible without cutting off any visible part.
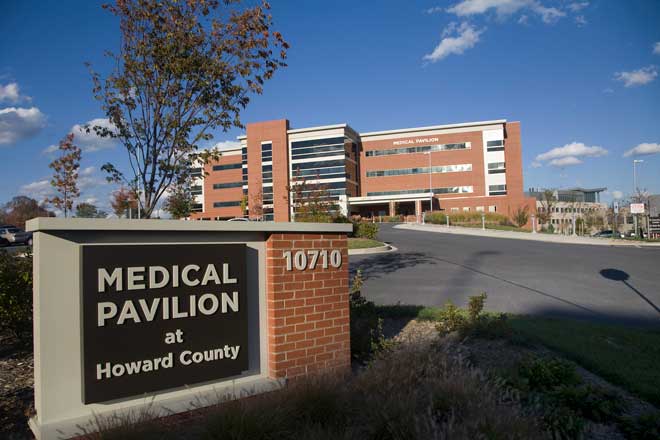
[568,2,588,12]
[80,166,96,176]
[602,87,614,94]
[0,107,47,145]
[654,42,660,55]
[614,66,658,87]
[549,156,582,167]
[536,141,608,162]
[423,22,485,63]
[19,179,55,201]
[611,190,623,200]
[623,142,660,157]
[42,144,58,154]
[212,140,242,151]
[425,6,444,14]
[447,0,565,23]
[531,161,542,168]
[575,15,587,26]
[71,118,119,152]
[0,83,22,103]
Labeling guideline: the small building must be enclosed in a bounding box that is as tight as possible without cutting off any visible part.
[526,187,608,234]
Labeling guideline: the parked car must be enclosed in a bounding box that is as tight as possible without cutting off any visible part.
[0,225,33,246]
[227,217,250,222]
[592,230,614,238]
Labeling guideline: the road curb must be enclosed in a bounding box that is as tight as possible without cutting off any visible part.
[348,244,397,255]
[394,224,660,248]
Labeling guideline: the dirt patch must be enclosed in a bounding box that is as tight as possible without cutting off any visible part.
[0,337,34,439]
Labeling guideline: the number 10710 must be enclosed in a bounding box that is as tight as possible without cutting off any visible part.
[282,249,342,271]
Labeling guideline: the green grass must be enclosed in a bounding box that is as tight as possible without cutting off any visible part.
[455,223,531,233]
[347,238,385,249]
[509,316,660,405]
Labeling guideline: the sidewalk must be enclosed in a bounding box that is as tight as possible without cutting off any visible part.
[394,223,660,247]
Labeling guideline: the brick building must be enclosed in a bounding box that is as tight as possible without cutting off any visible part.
[190,119,536,222]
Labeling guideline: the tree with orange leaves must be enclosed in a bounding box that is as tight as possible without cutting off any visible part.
[45,133,81,218]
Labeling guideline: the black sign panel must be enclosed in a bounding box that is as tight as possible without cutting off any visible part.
[81,244,248,404]
[650,217,660,232]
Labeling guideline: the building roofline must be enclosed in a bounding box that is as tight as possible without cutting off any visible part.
[237,123,360,141]
[359,119,507,137]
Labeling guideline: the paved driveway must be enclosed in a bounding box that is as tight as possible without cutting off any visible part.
[350,224,660,326]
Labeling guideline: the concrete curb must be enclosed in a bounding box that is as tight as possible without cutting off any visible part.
[348,244,397,255]
[394,224,660,248]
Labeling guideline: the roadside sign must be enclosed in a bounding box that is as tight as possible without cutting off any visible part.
[630,203,645,214]
[650,217,660,233]
[613,202,619,214]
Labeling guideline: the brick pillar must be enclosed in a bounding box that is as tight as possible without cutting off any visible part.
[265,233,350,379]
[389,201,396,217]
[415,200,422,223]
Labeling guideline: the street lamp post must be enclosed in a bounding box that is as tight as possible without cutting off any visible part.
[633,159,644,236]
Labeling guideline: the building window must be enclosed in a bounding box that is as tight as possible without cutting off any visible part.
[463,207,470,212]
[212,182,242,190]
[290,137,346,160]
[451,207,459,212]
[488,205,496,212]
[366,163,472,178]
[488,184,507,196]
[487,162,506,174]
[365,142,471,157]
[366,186,473,197]
[190,167,202,177]
[261,142,272,162]
[486,140,504,151]
[212,163,241,171]
[476,206,484,212]
[213,201,241,208]
[191,203,202,212]
[190,185,202,196]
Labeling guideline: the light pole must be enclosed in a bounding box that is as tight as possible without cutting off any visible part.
[633,159,644,236]
[424,151,433,223]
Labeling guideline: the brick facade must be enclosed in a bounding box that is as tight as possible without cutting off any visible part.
[265,232,350,378]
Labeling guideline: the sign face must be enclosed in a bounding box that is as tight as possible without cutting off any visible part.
[630,203,645,214]
[613,202,619,214]
[650,217,660,232]
[81,244,248,404]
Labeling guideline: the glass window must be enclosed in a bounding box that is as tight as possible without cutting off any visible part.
[488,184,507,196]
[213,201,241,208]
[212,182,242,190]
[476,206,484,212]
[463,207,470,212]
[290,137,345,150]
[366,163,472,178]
[366,186,473,197]
[487,162,506,174]
[212,163,241,171]
[190,167,202,177]
[365,142,470,157]
[488,205,496,212]
[451,207,459,212]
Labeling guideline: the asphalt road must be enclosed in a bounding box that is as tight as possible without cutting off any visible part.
[350,224,660,326]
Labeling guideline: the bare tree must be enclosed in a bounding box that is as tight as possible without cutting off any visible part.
[87,0,288,217]
[45,133,81,217]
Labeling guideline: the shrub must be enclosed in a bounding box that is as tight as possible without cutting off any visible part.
[426,212,447,224]
[0,250,33,342]
[383,216,400,223]
[354,222,378,240]
[513,205,530,227]
[550,385,624,422]
[467,292,487,322]
[349,269,390,362]
[619,411,660,440]
[435,301,467,334]
[518,356,581,391]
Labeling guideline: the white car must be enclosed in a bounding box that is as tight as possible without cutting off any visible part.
[227,217,250,222]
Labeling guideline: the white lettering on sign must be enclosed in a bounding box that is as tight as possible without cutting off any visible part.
[283,250,342,271]
[392,137,439,146]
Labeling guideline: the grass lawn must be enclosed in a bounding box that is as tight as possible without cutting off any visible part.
[348,237,385,249]
[455,223,531,233]
[509,316,660,406]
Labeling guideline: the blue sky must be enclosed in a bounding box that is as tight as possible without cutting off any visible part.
[1,0,659,213]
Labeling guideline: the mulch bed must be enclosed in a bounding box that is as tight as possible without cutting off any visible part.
[0,335,34,440]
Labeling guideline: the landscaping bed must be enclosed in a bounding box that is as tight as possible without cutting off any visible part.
[347,237,386,250]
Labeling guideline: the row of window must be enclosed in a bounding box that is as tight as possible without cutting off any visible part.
[212,163,242,171]
[213,201,241,208]
[487,162,506,174]
[290,136,345,150]
[212,181,242,190]
[261,143,272,162]
[538,206,601,213]
[365,142,470,158]
[489,184,507,196]
[366,186,474,197]
[190,185,202,196]
[450,206,497,213]
[291,143,345,160]
[486,140,505,152]
[367,163,472,178]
